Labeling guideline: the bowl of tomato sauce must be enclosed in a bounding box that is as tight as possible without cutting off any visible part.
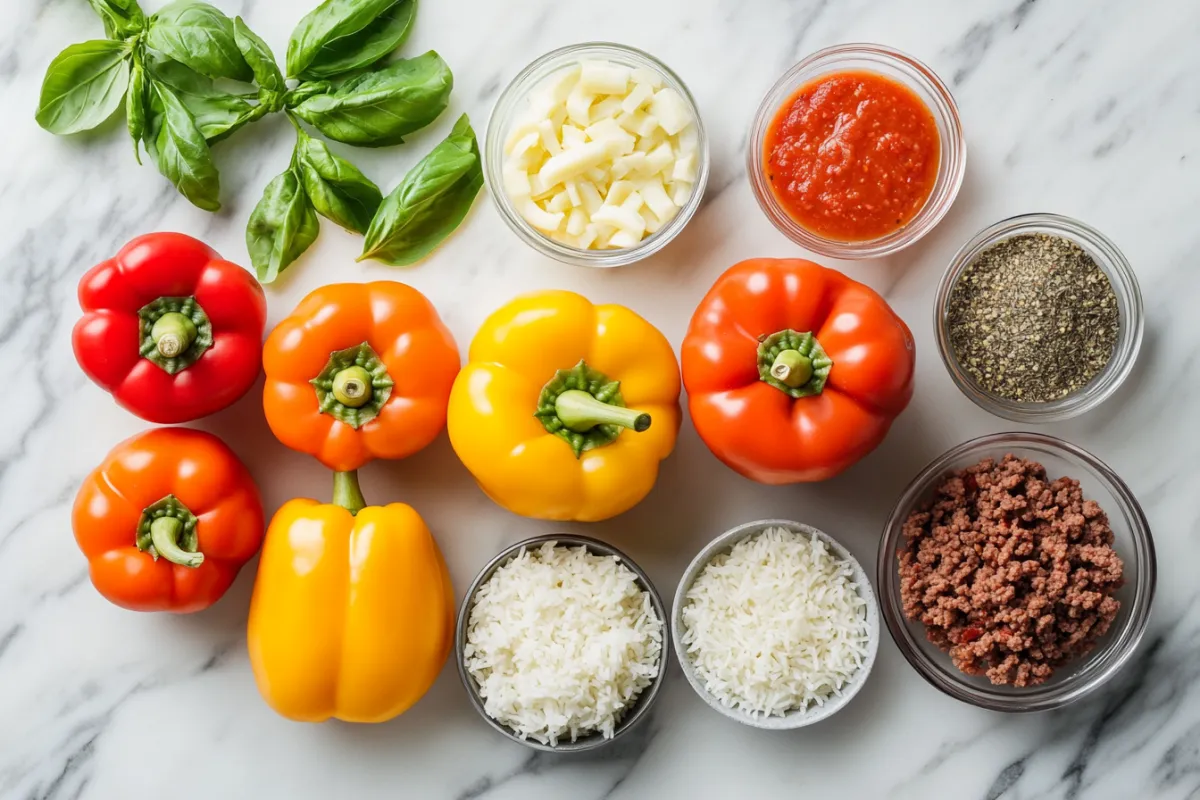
[749,43,966,259]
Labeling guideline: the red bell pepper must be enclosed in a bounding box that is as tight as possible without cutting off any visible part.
[682,258,915,484]
[72,233,267,423]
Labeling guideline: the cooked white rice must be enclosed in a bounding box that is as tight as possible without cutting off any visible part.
[681,526,869,717]
[463,542,663,745]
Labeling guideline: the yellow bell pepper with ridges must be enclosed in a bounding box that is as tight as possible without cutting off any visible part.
[448,290,680,521]
[247,471,453,723]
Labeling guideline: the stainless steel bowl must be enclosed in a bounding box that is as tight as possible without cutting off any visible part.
[455,534,669,752]
[672,519,880,729]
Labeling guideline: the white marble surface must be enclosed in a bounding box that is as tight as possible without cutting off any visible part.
[2,0,1198,797]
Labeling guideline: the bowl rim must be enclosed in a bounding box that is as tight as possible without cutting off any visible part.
[455,533,670,752]
[746,41,966,259]
[876,432,1157,712]
[483,41,710,268]
[933,212,1145,422]
[670,519,880,730]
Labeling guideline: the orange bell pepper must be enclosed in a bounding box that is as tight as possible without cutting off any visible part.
[682,258,915,484]
[72,428,264,612]
[262,281,460,472]
[247,472,454,723]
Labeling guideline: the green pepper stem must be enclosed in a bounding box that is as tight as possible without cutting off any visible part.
[555,389,651,434]
[150,312,197,359]
[333,470,366,516]
[770,350,813,388]
[149,516,204,568]
[332,366,373,408]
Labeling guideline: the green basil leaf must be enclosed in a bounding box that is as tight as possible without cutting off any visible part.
[36,40,131,135]
[287,0,404,78]
[232,17,284,99]
[126,57,147,163]
[295,130,383,234]
[145,82,221,211]
[291,51,451,147]
[146,1,252,82]
[147,57,256,143]
[88,0,146,38]
[360,113,483,266]
[296,0,416,80]
[246,168,320,283]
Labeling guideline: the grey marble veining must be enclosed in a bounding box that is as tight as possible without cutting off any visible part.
[1,0,1198,798]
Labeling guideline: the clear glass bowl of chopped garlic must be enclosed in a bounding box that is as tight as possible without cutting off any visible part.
[485,43,709,267]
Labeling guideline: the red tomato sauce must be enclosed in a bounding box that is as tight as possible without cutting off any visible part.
[763,70,941,242]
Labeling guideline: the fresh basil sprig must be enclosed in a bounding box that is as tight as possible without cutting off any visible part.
[360,114,483,266]
[37,0,477,282]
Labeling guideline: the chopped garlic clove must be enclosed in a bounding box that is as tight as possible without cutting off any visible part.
[536,119,561,156]
[579,61,631,94]
[649,88,691,135]
[621,82,655,114]
[522,200,564,233]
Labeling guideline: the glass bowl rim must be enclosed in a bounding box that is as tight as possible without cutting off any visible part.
[483,41,710,268]
[746,41,966,259]
[875,431,1157,712]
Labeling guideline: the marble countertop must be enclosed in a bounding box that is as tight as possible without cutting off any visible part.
[3,0,1198,798]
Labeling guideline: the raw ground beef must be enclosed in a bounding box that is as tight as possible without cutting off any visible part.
[898,454,1124,687]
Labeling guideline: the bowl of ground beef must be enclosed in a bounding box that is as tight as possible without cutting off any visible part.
[877,432,1155,711]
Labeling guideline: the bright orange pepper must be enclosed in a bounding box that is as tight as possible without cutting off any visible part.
[72,428,264,612]
[247,473,454,723]
[262,281,460,472]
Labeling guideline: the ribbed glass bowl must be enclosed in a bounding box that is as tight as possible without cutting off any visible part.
[455,534,669,752]
[935,213,1144,422]
[877,433,1156,712]
[747,42,965,259]
[484,42,709,267]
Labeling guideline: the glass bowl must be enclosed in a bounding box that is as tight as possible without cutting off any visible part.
[484,42,710,268]
[455,534,669,752]
[877,432,1156,712]
[747,43,966,259]
[935,213,1144,422]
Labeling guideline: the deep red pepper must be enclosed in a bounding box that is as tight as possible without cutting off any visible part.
[72,233,266,423]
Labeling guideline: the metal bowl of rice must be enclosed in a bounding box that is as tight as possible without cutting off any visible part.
[455,534,669,752]
[671,519,880,730]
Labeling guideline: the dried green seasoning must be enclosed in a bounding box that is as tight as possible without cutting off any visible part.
[946,233,1119,403]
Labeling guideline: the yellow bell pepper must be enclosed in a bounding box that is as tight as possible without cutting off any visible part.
[247,472,454,723]
[448,290,680,521]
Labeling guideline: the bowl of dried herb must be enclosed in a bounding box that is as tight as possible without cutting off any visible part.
[934,213,1143,422]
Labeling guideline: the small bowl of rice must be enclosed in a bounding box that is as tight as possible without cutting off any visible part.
[671,519,879,730]
[456,534,668,752]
